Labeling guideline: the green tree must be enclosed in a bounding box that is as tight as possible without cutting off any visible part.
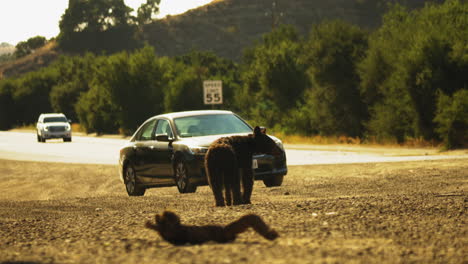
[403,1,468,140]
[171,50,241,111]
[14,36,47,58]
[238,25,308,128]
[0,53,14,63]
[49,53,97,121]
[434,89,468,149]
[75,83,119,134]
[163,62,202,112]
[365,81,417,143]
[136,0,160,25]
[11,69,59,125]
[0,79,17,129]
[75,46,164,134]
[115,45,164,133]
[58,0,139,53]
[302,20,368,137]
[359,1,468,142]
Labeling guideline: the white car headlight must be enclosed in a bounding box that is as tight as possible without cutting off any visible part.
[273,138,285,151]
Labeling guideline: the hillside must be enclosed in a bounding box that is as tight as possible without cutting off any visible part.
[0,41,58,79]
[0,0,441,78]
[142,0,442,60]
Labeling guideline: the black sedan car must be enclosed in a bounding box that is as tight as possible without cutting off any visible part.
[119,110,287,196]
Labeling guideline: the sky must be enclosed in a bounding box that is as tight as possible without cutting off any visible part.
[0,0,213,45]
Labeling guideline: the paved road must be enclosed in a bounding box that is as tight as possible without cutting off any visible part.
[0,131,124,165]
[0,131,466,165]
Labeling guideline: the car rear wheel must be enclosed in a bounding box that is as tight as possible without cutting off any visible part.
[263,175,284,187]
[124,164,145,196]
[37,134,41,142]
[174,160,197,193]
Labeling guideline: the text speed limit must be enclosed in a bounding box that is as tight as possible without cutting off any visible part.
[203,80,223,105]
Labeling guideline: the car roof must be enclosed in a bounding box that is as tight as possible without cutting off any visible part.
[154,110,234,120]
[40,113,66,117]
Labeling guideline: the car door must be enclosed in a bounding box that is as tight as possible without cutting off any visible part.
[150,119,175,181]
[132,119,158,182]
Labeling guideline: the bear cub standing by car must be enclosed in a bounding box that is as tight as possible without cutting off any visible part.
[205,126,282,206]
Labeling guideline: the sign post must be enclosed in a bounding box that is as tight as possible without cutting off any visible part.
[203,80,223,107]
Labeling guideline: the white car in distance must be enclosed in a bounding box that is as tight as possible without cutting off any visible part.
[36,113,72,142]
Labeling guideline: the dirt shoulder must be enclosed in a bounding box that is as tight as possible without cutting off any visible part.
[0,159,467,263]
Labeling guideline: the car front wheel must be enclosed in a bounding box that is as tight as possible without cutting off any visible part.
[124,164,145,196]
[174,160,197,193]
[263,174,284,187]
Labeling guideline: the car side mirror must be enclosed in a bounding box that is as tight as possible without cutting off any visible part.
[68,119,72,123]
[155,134,170,142]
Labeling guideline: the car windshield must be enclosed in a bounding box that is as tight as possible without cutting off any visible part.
[43,117,68,123]
[174,114,252,138]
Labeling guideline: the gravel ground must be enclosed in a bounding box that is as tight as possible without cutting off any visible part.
[0,158,467,264]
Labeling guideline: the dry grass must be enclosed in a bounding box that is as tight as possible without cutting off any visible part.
[272,132,441,149]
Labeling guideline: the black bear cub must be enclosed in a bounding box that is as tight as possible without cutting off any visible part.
[204,126,282,206]
[145,211,279,245]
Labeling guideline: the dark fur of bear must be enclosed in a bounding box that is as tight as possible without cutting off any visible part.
[145,211,279,245]
[204,126,282,206]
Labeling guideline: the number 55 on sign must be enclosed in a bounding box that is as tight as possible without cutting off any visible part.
[203,80,223,105]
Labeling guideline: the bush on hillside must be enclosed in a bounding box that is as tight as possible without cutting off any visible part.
[434,89,468,149]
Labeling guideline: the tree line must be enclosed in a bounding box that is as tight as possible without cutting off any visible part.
[57,0,159,53]
[0,0,466,148]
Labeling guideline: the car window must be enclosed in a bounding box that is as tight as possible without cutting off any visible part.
[155,119,173,138]
[174,114,252,137]
[137,120,157,141]
[43,117,68,123]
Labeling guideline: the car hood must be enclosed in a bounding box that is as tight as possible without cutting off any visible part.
[179,133,282,148]
[180,133,249,148]
[42,122,69,126]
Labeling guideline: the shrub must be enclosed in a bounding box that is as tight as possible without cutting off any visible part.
[434,89,468,149]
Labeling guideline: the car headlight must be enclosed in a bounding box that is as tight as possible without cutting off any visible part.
[189,147,208,155]
[274,139,285,151]
[66,124,71,131]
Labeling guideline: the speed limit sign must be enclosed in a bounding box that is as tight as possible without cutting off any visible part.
[203,80,223,105]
